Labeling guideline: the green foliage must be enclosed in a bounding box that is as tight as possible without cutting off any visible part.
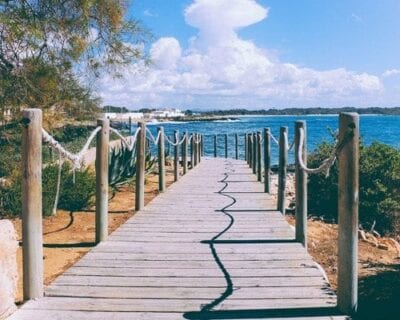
[108,141,155,188]
[57,164,96,212]
[0,162,95,217]
[0,121,21,177]
[307,142,338,220]
[109,143,137,188]
[308,140,400,235]
[359,143,400,233]
[0,0,150,120]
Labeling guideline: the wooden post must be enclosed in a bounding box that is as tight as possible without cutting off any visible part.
[183,131,188,175]
[277,126,288,213]
[295,121,307,248]
[337,113,359,315]
[135,122,146,211]
[197,133,203,163]
[257,132,262,182]
[199,134,203,162]
[235,133,239,159]
[193,134,198,167]
[21,108,43,300]
[264,128,271,193]
[224,134,228,158]
[174,130,179,181]
[166,134,171,158]
[245,133,248,162]
[201,134,204,157]
[95,118,109,243]
[252,133,257,174]
[157,127,166,192]
[248,134,252,168]
[190,133,195,168]
[214,135,217,158]
[128,117,132,135]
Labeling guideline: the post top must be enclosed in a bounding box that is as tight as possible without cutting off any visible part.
[22,108,42,117]
[97,118,110,124]
[339,112,359,118]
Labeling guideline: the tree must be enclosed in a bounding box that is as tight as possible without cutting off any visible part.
[0,0,150,121]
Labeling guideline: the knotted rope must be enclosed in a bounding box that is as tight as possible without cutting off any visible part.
[110,127,141,150]
[164,133,187,146]
[42,126,102,169]
[298,127,340,177]
[145,128,162,145]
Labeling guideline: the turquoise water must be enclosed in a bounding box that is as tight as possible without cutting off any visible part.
[142,115,400,164]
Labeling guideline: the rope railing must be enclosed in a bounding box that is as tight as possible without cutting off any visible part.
[268,131,279,145]
[42,126,101,169]
[145,128,162,145]
[193,134,202,144]
[110,127,141,150]
[164,132,187,146]
[297,127,337,176]
[288,139,295,151]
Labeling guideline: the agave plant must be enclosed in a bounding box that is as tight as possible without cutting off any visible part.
[108,140,156,191]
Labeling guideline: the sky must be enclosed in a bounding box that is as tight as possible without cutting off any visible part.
[97,0,400,110]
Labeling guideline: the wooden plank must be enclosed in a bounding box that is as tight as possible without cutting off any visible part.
[45,286,334,300]
[78,252,313,261]
[64,267,323,277]
[51,275,328,288]
[73,259,316,269]
[16,297,337,312]
[8,310,348,320]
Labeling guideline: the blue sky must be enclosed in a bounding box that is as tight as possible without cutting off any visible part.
[98,0,400,110]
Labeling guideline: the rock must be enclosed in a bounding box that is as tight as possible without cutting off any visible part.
[0,220,18,319]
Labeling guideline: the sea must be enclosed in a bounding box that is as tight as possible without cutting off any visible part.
[139,115,400,164]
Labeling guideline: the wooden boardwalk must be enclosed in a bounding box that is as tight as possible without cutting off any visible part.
[10,158,347,320]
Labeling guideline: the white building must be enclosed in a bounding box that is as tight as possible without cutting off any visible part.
[103,112,144,120]
[150,108,185,118]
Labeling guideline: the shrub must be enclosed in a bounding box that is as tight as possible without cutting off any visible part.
[308,140,400,235]
[0,162,95,217]
[58,164,96,212]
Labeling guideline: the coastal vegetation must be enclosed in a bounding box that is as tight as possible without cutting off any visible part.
[308,140,400,237]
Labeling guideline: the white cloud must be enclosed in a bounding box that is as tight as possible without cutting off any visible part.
[150,37,182,70]
[97,0,383,109]
[351,13,363,23]
[143,9,158,17]
[382,69,400,78]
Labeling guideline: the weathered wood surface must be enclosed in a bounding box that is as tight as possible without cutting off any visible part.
[10,158,346,320]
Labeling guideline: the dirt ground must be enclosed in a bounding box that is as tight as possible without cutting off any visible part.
[11,164,177,303]
[10,169,400,319]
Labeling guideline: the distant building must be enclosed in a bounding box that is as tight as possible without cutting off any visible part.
[103,112,144,120]
[150,108,185,118]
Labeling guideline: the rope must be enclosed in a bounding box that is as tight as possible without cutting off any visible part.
[193,134,202,144]
[110,127,141,150]
[145,128,162,145]
[42,126,101,169]
[268,131,279,145]
[164,132,186,146]
[288,139,295,151]
[52,151,63,215]
[298,127,337,177]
